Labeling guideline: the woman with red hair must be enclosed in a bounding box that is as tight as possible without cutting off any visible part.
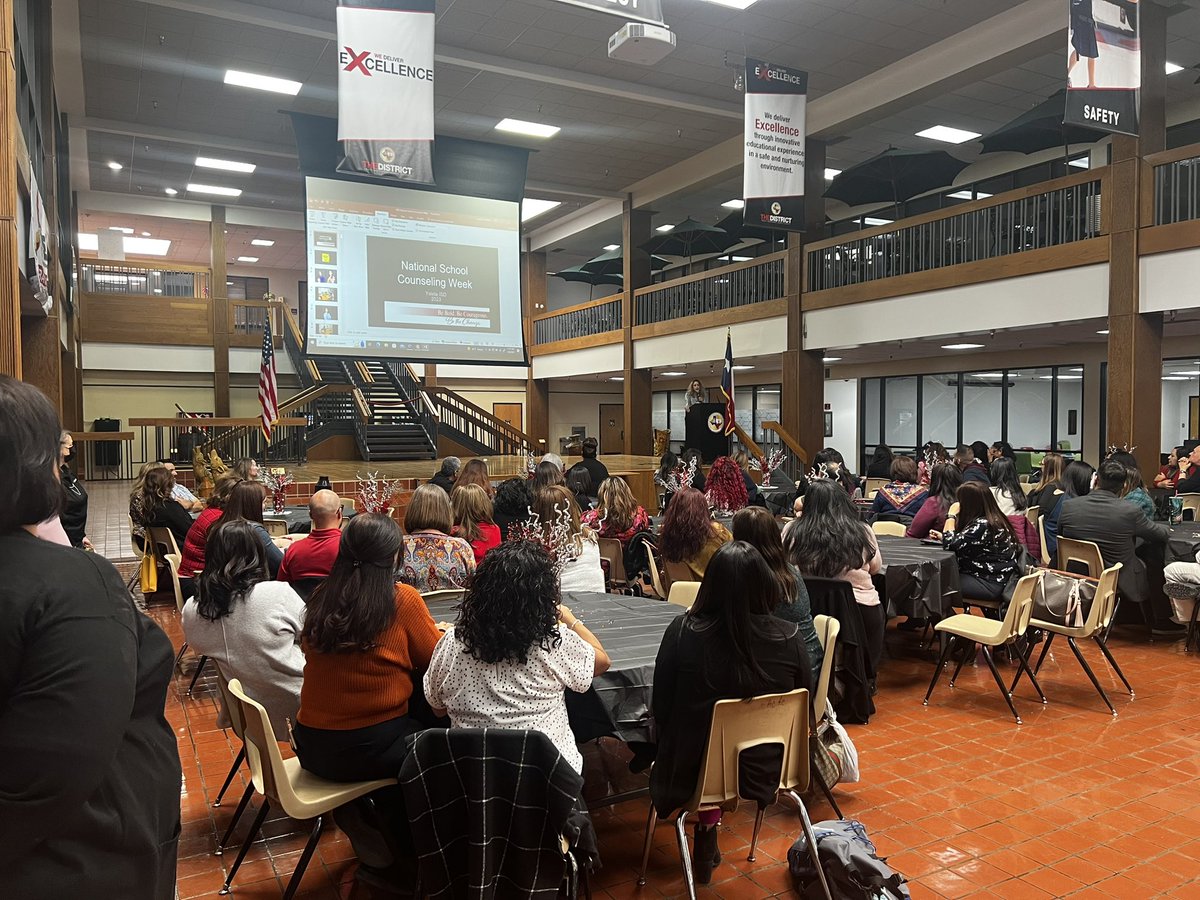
[704,456,749,514]
[659,487,731,580]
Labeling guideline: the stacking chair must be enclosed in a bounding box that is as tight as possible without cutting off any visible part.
[211,668,250,820]
[1013,564,1133,715]
[1025,506,1040,528]
[666,581,700,608]
[663,559,694,594]
[597,537,629,592]
[924,573,1045,724]
[263,518,289,538]
[1056,537,1104,578]
[147,525,181,560]
[636,688,831,900]
[1179,493,1200,521]
[164,554,191,672]
[1037,515,1052,567]
[871,521,906,537]
[641,539,669,600]
[221,679,397,900]
[809,615,844,820]
[864,477,889,496]
[422,588,465,621]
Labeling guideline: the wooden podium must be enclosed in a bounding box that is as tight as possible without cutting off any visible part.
[684,403,730,463]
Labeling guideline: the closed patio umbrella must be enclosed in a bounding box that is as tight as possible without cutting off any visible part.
[640,217,737,261]
[551,265,623,300]
[824,147,971,208]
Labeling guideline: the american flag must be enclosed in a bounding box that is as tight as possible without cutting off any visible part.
[258,317,278,442]
[721,330,735,436]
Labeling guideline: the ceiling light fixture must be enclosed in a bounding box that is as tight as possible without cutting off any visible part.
[1169,370,1200,376]
[224,69,302,95]
[656,224,675,233]
[947,190,992,200]
[1163,376,1189,381]
[106,161,123,171]
[107,226,134,234]
[824,168,841,180]
[141,231,151,237]
[195,156,256,174]
[861,217,893,226]
[822,357,842,363]
[521,198,561,222]
[603,244,620,252]
[1069,157,1090,169]
[1042,375,1082,380]
[721,199,745,209]
[732,365,754,371]
[251,239,275,247]
[660,371,688,377]
[495,118,560,138]
[237,256,259,263]
[1069,367,1084,372]
[731,255,753,262]
[974,373,1005,378]
[1166,61,1184,75]
[916,125,981,144]
[609,375,624,381]
[187,183,243,197]
[77,233,171,256]
[164,187,178,195]
[1097,329,1109,335]
[942,343,985,350]
[699,0,761,9]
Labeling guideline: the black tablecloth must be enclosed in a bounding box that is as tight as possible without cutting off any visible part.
[875,535,962,620]
[1167,524,1200,564]
[263,506,357,534]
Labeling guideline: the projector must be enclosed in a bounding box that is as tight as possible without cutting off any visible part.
[607,22,676,66]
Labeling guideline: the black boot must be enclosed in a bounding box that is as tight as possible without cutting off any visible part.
[692,824,718,884]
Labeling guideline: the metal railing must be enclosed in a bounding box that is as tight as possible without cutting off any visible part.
[230,300,283,339]
[533,296,622,345]
[131,417,309,466]
[389,363,440,439]
[426,387,538,456]
[79,261,209,297]
[634,253,785,326]
[1153,150,1200,226]
[807,175,1104,291]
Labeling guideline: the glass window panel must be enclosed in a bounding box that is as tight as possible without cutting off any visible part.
[961,371,1004,449]
[754,384,781,444]
[735,386,754,437]
[1006,367,1053,449]
[921,374,958,448]
[652,391,669,434]
[862,379,881,446]
[668,390,687,443]
[883,376,918,450]
[1056,368,1084,452]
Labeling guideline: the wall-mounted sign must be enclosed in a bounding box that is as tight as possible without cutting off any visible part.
[743,58,808,232]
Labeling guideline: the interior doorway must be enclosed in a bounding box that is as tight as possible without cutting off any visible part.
[599,403,624,455]
[492,403,523,432]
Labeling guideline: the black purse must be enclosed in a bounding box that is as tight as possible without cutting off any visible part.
[1030,567,1096,627]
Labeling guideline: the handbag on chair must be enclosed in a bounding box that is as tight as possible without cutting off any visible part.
[1030,568,1096,628]
[139,547,158,594]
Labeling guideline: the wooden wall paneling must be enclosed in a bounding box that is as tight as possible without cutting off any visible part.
[211,206,230,416]
[20,313,60,411]
[79,293,214,345]
[1138,220,1200,256]
[528,331,623,357]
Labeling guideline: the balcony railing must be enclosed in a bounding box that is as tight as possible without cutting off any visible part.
[230,299,284,343]
[634,252,786,326]
[79,259,209,297]
[533,296,623,345]
[1151,144,1200,226]
[806,171,1105,292]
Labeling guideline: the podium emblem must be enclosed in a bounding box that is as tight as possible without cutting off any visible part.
[707,411,725,433]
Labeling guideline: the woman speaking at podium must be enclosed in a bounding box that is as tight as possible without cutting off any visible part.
[684,379,705,411]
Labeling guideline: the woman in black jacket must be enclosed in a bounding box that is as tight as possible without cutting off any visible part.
[58,430,90,548]
[0,375,181,900]
[139,465,194,551]
[651,541,813,884]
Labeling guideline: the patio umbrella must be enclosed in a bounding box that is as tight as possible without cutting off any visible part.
[715,210,786,247]
[823,148,971,207]
[551,265,623,301]
[580,247,672,276]
[640,217,737,261]
[979,90,1101,156]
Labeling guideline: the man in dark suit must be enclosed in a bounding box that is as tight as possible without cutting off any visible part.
[1059,459,1176,632]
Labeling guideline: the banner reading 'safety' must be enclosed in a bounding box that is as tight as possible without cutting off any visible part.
[743,59,808,233]
[337,0,436,183]
[1064,0,1140,137]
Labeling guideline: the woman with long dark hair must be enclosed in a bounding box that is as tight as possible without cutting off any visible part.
[813,447,858,496]
[732,506,823,683]
[137,465,194,551]
[1028,451,1065,506]
[943,481,1021,608]
[565,466,598,510]
[1108,450,1155,519]
[866,443,893,479]
[533,460,566,493]
[658,487,731,580]
[906,463,963,539]
[1040,459,1095,561]
[786,479,884,671]
[492,477,533,541]
[222,479,286,577]
[650,541,813,884]
[424,541,610,774]
[178,474,242,588]
[456,458,494,498]
[1155,446,1185,490]
[182,519,304,733]
[989,457,1028,516]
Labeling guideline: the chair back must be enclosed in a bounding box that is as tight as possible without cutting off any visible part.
[289,577,324,601]
[1020,482,1036,496]
[1180,493,1200,514]
[641,539,668,599]
[1083,563,1122,635]
[690,688,811,812]
[147,525,180,559]
[666,581,700,608]
[999,572,1042,641]
[663,559,693,591]
[801,576,857,620]
[128,514,144,558]
[214,664,250,744]
[811,615,840,720]
[871,521,906,537]
[1057,537,1104,578]
[864,477,889,496]
[225,678,289,809]
[1037,515,1051,566]
[1025,506,1039,527]
[164,553,186,614]
[597,537,628,585]
[263,519,289,538]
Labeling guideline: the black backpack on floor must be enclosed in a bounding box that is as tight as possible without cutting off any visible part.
[788,818,910,900]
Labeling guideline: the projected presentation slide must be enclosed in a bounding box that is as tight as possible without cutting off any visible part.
[304,177,524,364]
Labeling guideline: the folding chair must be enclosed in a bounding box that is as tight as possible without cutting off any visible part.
[666,581,700,608]
[871,521,906,537]
[641,539,669,600]
[598,537,629,592]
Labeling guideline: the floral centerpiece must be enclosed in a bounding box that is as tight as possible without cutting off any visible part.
[508,503,580,578]
[260,470,295,514]
[356,471,402,515]
[750,449,787,489]
[654,455,697,494]
[524,452,538,480]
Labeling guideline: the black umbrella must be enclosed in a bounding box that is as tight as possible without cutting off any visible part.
[824,148,971,207]
[715,210,785,247]
[580,247,672,276]
[979,90,1101,155]
[551,265,623,301]
[641,217,737,261]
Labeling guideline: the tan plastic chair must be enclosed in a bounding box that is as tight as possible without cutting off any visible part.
[642,540,669,600]
[871,521,906,537]
[263,518,289,538]
[164,553,190,671]
[864,477,889,496]
[1056,537,1104,578]
[636,688,831,900]
[666,581,700,608]
[1179,493,1200,521]
[1015,563,1132,715]
[810,615,840,722]
[1037,515,1051,567]
[598,537,628,590]
[147,525,181,560]
[1025,506,1040,527]
[422,588,465,621]
[1020,482,1037,496]
[663,559,694,593]
[924,572,1045,724]
[221,678,398,900]
[211,667,251,845]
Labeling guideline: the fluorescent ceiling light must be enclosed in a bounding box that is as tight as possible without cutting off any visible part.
[237,256,259,263]
[1164,376,1189,381]
[822,357,842,363]
[731,255,753,262]
[195,156,256,174]
[699,0,761,9]
[495,118,560,139]
[942,343,985,350]
[947,190,992,200]
[187,183,243,197]
[974,373,1004,378]
[140,231,151,237]
[164,187,178,195]
[732,365,755,371]
[1170,370,1200,376]
[916,125,981,144]
[521,198,561,222]
[77,232,171,256]
[609,376,624,381]
[1069,367,1084,372]
[251,239,275,247]
[824,168,841,180]
[106,161,123,171]
[660,371,688,377]
[1166,61,1184,75]
[1069,158,1090,169]
[1097,329,1109,335]
[107,226,134,234]
[603,244,620,252]
[224,69,302,95]
[656,224,675,233]
[721,199,745,209]
[1042,375,1082,380]
[861,217,893,226]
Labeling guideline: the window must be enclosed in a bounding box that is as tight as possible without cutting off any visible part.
[921,374,958,448]
[1006,367,1053,450]
[754,385,780,444]
[226,275,270,301]
[883,376,918,450]
[961,371,1004,447]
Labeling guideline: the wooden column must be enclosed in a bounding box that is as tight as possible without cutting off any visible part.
[622,198,652,455]
[424,364,437,387]
[0,0,21,377]
[20,314,60,410]
[781,139,827,463]
[1106,3,1165,478]
[522,249,549,448]
[211,205,230,415]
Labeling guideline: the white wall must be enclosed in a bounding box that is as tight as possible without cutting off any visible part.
[83,343,215,372]
[1141,248,1200,313]
[825,378,858,466]
[230,346,295,375]
[1162,379,1197,449]
[533,343,623,380]
[633,316,787,369]
[548,386,623,450]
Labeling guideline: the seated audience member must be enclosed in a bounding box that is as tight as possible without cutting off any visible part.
[954,444,991,485]
[650,541,814,884]
[541,452,565,473]
[161,461,203,511]
[566,466,598,510]
[58,431,90,549]
[571,436,609,488]
[223,480,286,577]
[398,484,476,592]
[278,489,343,585]
[732,450,762,503]
[870,455,927,517]
[866,444,894,478]
[1164,547,1200,625]
[971,441,992,468]
[705,455,749,513]
[732,506,823,684]
[533,460,566,492]
[1027,452,1064,506]
[582,476,651,546]
[182,520,305,734]
[907,463,963,539]
[943,482,1022,610]
[1176,444,1200,495]
[294,514,442,869]
[0,375,181,900]
[786,479,884,673]
[429,456,461,494]
[424,541,611,775]
[1155,446,1184,490]
[530,485,606,593]
[1107,450,1156,519]
[656,450,684,509]
[916,442,949,485]
[1039,459,1095,562]
[989,457,1028,516]
[988,441,1016,464]
[659,487,731,580]
[129,460,168,550]
[451,483,501,563]
[232,458,261,481]
[1060,460,1171,619]
[139,466,195,553]
[814,447,858,496]
[456,458,493,498]
[179,475,242,593]
[681,448,707,492]
[492,477,533,541]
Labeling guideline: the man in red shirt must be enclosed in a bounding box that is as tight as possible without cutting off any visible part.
[278,490,343,585]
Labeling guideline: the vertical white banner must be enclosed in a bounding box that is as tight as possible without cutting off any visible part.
[743,59,808,232]
[1064,0,1140,136]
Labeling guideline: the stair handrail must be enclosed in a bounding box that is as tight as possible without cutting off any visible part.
[268,296,312,383]
[198,383,364,456]
[425,386,539,454]
[730,421,766,464]
[399,363,441,424]
[760,421,810,466]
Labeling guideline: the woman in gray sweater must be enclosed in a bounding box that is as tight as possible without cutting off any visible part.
[182,519,306,734]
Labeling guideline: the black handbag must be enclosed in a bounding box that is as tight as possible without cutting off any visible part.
[1030,568,1096,627]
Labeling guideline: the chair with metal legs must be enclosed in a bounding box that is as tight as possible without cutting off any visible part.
[808,615,844,820]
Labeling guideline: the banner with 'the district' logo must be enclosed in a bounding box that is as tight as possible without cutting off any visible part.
[743,58,808,233]
[337,0,436,183]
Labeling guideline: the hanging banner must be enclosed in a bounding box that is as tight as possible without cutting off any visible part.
[743,59,808,232]
[27,171,50,312]
[550,0,665,24]
[336,0,435,182]
[1064,0,1140,136]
